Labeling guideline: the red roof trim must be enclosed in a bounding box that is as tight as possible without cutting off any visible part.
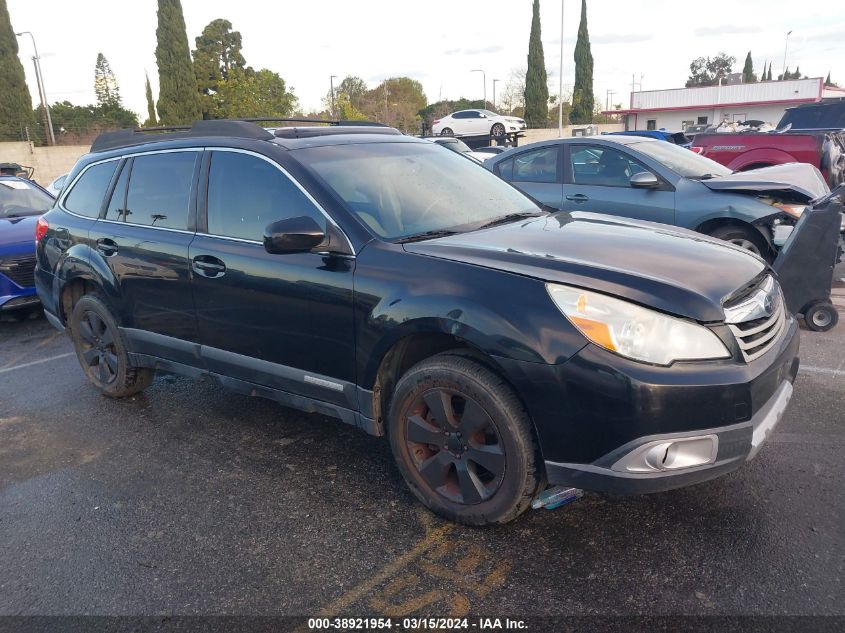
[606,97,819,116]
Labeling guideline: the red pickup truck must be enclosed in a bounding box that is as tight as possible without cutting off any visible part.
[692,99,845,189]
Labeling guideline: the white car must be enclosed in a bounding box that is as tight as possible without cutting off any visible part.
[432,109,526,139]
[425,137,499,162]
[46,173,68,197]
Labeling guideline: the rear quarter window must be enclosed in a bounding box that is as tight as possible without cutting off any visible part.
[63,161,118,217]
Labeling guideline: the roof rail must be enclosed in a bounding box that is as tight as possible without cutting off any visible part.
[273,126,401,139]
[91,120,275,153]
[91,118,393,152]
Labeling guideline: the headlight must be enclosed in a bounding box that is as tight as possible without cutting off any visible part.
[771,202,806,219]
[547,284,730,365]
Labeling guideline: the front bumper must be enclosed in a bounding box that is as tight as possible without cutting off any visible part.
[495,314,800,495]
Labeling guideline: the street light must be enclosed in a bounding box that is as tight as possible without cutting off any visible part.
[329,75,337,118]
[558,0,565,137]
[781,30,793,80]
[471,69,486,106]
[15,31,55,146]
[492,79,500,111]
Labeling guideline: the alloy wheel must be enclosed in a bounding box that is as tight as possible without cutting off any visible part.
[404,388,506,505]
[729,238,761,255]
[77,310,119,384]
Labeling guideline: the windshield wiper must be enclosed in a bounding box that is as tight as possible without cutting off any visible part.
[396,229,460,244]
[474,211,546,230]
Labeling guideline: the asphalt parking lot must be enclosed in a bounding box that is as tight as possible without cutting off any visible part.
[1,283,844,627]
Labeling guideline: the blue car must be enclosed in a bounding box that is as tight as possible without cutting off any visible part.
[485,136,829,262]
[603,129,692,148]
[1,176,54,312]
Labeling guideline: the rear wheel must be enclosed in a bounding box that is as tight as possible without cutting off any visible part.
[491,123,506,138]
[804,302,839,332]
[388,354,542,525]
[706,225,772,262]
[439,127,454,136]
[69,294,154,397]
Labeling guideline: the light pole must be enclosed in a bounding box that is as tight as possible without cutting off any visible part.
[492,79,500,111]
[16,31,55,146]
[329,75,337,118]
[558,0,565,137]
[781,30,793,80]
[471,69,486,106]
[605,89,616,117]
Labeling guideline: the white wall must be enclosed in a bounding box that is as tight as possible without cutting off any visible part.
[626,103,795,132]
[0,142,89,184]
[632,78,823,110]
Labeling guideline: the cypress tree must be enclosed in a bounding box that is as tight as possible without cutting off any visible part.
[767,63,773,81]
[742,52,755,83]
[0,0,35,140]
[825,72,832,87]
[144,72,158,126]
[571,0,594,124]
[155,0,201,124]
[523,0,548,128]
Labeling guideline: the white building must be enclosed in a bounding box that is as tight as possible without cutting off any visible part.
[610,78,845,132]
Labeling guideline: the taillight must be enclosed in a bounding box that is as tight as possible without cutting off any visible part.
[689,146,704,154]
[433,119,441,125]
[35,216,49,243]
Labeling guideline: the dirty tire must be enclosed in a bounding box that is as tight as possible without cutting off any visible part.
[706,225,772,262]
[804,302,839,332]
[388,354,542,526]
[69,294,154,397]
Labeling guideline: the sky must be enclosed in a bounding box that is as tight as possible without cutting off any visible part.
[7,0,845,120]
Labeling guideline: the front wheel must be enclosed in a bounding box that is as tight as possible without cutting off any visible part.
[388,354,542,525]
[69,294,154,397]
[706,225,772,262]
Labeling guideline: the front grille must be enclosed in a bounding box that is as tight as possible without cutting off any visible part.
[725,276,787,362]
[0,254,37,289]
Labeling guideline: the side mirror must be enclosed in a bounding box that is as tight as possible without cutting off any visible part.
[264,216,325,254]
[630,171,660,189]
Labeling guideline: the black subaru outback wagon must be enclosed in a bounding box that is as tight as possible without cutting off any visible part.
[35,120,799,525]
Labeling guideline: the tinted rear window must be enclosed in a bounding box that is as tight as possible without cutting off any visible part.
[124,152,197,229]
[63,161,118,217]
[779,103,845,130]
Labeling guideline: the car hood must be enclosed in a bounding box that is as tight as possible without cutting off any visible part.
[0,214,39,245]
[701,163,830,201]
[404,212,766,322]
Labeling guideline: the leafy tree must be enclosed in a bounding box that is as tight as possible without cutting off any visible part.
[338,76,367,109]
[94,53,121,108]
[144,73,157,126]
[523,0,548,128]
[570,0,594,124]
[42,100,138,144]
[359,77,426,133]
[192,18,245,117]
[0,0,35,141]
[742,52,756,83]
[207,67,297,119]
[685,53,735,87]
[155,0,201,124]
[334,93,368,121]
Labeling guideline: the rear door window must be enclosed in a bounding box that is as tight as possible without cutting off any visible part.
[123,152,198,229]
[512,147,559,183]
[205,151,325,242]
[63,161,118,217]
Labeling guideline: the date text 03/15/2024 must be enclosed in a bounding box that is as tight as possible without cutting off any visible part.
[307,617,528,630]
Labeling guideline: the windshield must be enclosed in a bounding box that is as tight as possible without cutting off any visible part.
[0,179,54,218]
[481,110,500,117]
[435,138,472,153]
[295,142,540,241]
[630,140,731,179]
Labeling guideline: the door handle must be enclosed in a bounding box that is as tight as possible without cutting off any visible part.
[96,238,118,256]
[566,194,590,202]
[192,255,226,278]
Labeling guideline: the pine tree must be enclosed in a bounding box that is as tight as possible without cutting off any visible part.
[192,19,246,118]
[741,52,755,83]
[155,0,201,124]
[144,72,157,126]
[94,53,121,108]
[0,0,35,141]
[571,0,594,124]
[523,0,548,128]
